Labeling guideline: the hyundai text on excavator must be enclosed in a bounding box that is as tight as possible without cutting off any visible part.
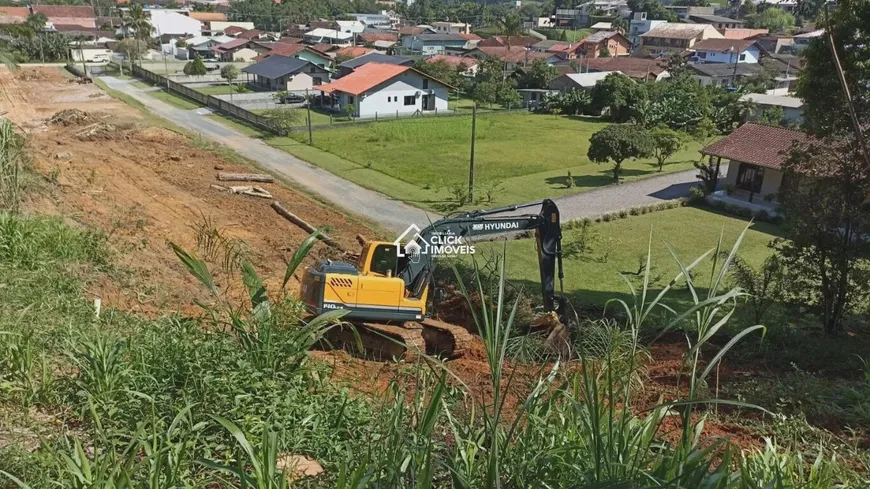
[300,199,564,360]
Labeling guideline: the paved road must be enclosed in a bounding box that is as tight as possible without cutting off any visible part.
[551,167,718,220]
[99,76,712,233]
[100,76,433,233]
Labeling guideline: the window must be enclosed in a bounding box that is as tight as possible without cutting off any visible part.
[309,66,316,73]
[404,95,415,106]
[387,96,391,102]
[698,51,707,58]
[739,53,746,61]
[348,96,355,105]
[369,244,399,276]
[422,79,429,89]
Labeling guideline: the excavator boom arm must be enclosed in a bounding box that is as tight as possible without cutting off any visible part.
[398,199,563,312]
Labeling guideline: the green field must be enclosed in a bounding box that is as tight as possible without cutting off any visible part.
[283,113,704,211]
[195,84,245,96]
[474,206,782,307]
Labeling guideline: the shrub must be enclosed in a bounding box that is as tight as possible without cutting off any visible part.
[617,209,628,219]
[629,207,640,216]
[688,186,706,204]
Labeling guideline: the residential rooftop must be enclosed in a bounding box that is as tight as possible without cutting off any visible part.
[242,55,312,79]
[339,52,412,69]
[641,23,715,39]
[691,39,757,52]
[688,62,764,77]
[700,122,809,170]
[739,93,804,109]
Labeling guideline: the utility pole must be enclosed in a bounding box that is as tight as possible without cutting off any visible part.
[468,104,477,202]
[306,88,313,145]
[730,46,738,88]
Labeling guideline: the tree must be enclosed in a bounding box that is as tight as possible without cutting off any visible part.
[611,16,628,33]
[262,108,304,133]
[590,72,644,122]
[746,8,795,32]
[774,0,870,335]
[124,4,152,40]
[729,255,787,325]
[495,83,522,108]
[758,105,786,126]
[498,12,525,42]
[23,13,47,36]
[627,0,677,21]
[516,59,557,89]
[558,29,569,41]
[221,64,240,101]
[587,124,653,181]
[189,54,207,75]
[414,59,461,88]
[650,127,687,171]
[776,139,870,335]
[117,38,148,64]
[739,0,757,18]
[473,81,498,107]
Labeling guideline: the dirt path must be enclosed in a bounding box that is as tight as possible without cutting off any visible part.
[99,76,435,234]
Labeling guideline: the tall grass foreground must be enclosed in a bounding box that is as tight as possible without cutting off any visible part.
[0,218,852,488]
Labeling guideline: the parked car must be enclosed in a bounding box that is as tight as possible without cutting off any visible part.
[283,93,306,104]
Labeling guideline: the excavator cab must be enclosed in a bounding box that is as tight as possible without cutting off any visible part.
[300,241,428,321]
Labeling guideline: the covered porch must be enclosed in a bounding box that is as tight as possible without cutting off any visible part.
[700,122,808,213]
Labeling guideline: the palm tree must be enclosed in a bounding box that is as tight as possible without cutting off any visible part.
[123,4,152,41]
[498,13,525,47]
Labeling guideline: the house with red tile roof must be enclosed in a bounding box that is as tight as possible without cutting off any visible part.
[579,57,670,81]
[467,46,559,74]
[580,31,629,58]
[212,38,270,61]
[424,54,479,76]
[223,25,245,36]
[333,46,375,60]
[237,29,266,40]
[478,35,539,48]
[315,63,453,118]
[32,5,95,28]
[0,7,30,25]
[701,122,810,204]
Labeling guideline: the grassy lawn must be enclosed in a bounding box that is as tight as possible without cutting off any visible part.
[131,80,151,89]
[282,112,704,211]
[537,28,593,42]
[195,84,242,96]
[146,88,203,110]
[474,206,782,307]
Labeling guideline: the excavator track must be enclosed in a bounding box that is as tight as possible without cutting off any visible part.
[322,319,472,361]
[417,318,473,360]
[324,322,425,362]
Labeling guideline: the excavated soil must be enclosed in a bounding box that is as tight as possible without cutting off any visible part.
[2,67,371,314]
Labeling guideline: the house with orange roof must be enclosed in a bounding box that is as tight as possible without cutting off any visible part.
[315,63,453,118]
[424,54,479,76]
[333,46,375,60]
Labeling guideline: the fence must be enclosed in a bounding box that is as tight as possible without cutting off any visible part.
[131,64,283,135]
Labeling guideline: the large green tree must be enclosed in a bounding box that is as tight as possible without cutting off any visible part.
[590,72,645,122]
[627,0,678,21]
[776,0,870,335]
[587,124,653,181]
[515,59,557,89]
[746,8,795,32]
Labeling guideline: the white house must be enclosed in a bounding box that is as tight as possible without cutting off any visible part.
[148,9,202,37]
[303,28,353,46]
[740,93,804,124]
[315,63,452,118]
[431,21,471,34]
[549,71,622,91]
[209,21,255,33]
[336,19,365,34]
[690,39,761,64]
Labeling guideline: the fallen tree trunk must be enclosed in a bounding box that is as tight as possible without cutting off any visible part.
[217,172,274,183]
[271,201,343,250]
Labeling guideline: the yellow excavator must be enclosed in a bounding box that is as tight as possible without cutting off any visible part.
[300,199,564,360]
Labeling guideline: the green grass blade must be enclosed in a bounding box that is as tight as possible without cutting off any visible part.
[170,243,218,297]
[281,230,323,290]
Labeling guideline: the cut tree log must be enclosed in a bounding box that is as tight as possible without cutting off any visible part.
[229,185,272,199]
[217,172,274,183]
[210,184,229,192]
[271,201,343,250]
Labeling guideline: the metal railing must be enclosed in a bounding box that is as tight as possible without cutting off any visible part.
[130,64,283,135]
